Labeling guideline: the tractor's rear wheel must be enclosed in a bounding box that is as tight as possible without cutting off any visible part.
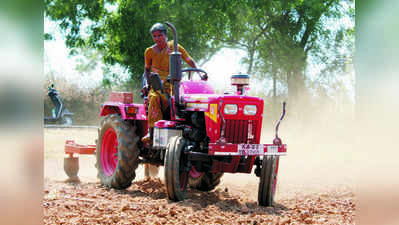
[189,171,224,191]
[164,136,188,201]
[96,114,140,189]
[258,156,279,206]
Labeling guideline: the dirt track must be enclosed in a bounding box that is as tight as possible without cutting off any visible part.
[44,128,355,224]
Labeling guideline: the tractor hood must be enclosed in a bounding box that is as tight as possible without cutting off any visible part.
[180,79,264,120]
[182,92,262,120]
[183,93,263,116]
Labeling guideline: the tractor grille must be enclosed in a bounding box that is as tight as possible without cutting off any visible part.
[223,119,258,144]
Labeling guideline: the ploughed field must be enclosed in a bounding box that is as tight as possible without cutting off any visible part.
[44,127,355,224]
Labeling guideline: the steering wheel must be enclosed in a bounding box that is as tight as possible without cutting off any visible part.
[182,68,208,81]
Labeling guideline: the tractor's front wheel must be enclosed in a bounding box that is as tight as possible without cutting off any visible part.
[164,136,189,201]
[258,156,279,206]
[96,114,140,189]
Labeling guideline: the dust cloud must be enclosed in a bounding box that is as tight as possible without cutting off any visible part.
[260,91,356,193]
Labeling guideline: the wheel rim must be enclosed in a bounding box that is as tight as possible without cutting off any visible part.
[272,157,279,196]
[179,150,189,191]
[189,166,203,178]
[101,128,118,176]
[272,173,277,197]
[179,171,188,191]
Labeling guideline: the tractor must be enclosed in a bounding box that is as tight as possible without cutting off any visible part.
[64,22,287,206]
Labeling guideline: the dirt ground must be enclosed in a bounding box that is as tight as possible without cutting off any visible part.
[44,127,355,224]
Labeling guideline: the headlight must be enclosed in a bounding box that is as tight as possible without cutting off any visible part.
[224,104,237,115]
[244,105,257,115]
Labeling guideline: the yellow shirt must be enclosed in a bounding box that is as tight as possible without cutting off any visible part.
[145,41,193,82]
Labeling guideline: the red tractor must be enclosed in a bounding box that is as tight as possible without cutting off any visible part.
[64,22,287,206]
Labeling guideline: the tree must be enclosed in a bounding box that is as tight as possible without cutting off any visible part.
[45,0,354,110]
[230,0,353,122]
[263,0,354,104]
[44,0,230,84]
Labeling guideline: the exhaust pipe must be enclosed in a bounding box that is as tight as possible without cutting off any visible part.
[165,22,182,108]
[273,102,286,146]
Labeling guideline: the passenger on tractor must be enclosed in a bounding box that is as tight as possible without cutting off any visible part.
[142,22,197,144]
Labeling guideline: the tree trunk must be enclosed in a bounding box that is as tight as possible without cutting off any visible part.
[247,48,255,75]
[272,67,277,118]
[287,71,296,103]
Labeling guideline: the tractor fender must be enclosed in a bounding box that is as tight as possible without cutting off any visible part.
[100,102,147,121]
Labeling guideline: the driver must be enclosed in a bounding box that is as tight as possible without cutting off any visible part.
[142,23,197,143]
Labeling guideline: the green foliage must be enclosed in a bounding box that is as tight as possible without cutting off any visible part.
[44,33,54,41]
[231,0,353,104]
[45,0,354,107]
[73,46,102,74]
[45,0,230,83]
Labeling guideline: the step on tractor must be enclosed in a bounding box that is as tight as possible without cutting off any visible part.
[64,22,287,206]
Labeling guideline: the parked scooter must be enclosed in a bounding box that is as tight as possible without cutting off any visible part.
[44,83,73,125]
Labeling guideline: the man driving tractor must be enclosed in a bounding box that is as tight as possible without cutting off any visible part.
[142,22,197,144]
[64,22,287,206]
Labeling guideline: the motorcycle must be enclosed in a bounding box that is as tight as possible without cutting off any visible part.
[44,83,74,125]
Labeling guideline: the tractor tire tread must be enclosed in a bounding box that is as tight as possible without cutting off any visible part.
[96,114,140,190]
[258,156,278,206]
[164,136,188,201]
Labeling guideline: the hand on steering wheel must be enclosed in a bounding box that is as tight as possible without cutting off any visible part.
[182,68,208,81]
